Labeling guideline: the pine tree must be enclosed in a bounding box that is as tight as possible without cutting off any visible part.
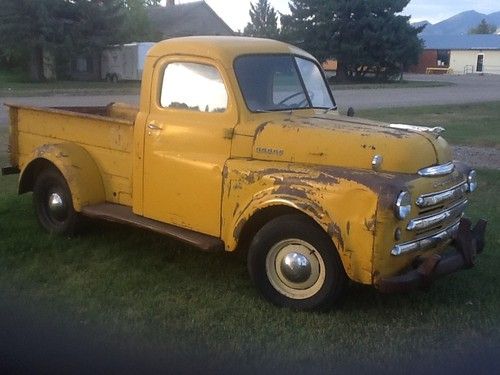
[244,0,279,39]
[281,0,423,81]
[469,19,497,34]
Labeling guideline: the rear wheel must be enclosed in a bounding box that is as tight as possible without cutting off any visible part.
[33,168,80,235]
[247,214,347,310]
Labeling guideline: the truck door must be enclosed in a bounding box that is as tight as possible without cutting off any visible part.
[142,57,237,236]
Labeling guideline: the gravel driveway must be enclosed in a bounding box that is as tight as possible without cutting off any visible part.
[1,74,499,169]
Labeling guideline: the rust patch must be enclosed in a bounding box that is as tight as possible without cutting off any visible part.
[255,121,272,137]
[364,216,376,233]
[222,164,229,179]
[35,144,53,157]
[296,201,327,221]
[327,222,344,251]
[310,115,408,139]
[274,184,308,199]
[316,165,413,210]
[232,202,240,218]
[233,217,247,240]
[242,171,257,184]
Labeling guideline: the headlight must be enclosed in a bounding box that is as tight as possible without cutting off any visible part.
[467,170,477,192]
[395,190,412,220]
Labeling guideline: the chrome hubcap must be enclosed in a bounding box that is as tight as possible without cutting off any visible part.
[281,252,312,283]
[266,239,325,300]
[48,192,66,220]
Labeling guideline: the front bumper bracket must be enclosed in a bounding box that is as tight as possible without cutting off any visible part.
[377,218,487,293]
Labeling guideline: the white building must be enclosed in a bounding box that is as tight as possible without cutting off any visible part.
[422,34,500,75]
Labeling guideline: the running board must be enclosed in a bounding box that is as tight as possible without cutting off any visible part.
[81,203,224,252]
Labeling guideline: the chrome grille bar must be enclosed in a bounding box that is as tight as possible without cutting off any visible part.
[416,182,468,208]
[407,200,468,231]
[418,162,455,177]
[392,220,460,256]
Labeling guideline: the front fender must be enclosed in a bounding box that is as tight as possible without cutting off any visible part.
[231,186,336,248]
[19,143,105,211]
[221,161,380,284]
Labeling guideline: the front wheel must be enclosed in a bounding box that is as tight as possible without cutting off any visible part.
[247,215,347,310]
[33,168,80,235]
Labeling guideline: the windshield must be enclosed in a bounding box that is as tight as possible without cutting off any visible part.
[234,55,335,112]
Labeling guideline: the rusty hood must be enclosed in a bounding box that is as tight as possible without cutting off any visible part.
[249,113,453,174]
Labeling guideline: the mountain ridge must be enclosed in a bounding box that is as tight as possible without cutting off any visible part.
[415,10,500,35]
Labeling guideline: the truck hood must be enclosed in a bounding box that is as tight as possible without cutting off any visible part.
[249,113,452,174]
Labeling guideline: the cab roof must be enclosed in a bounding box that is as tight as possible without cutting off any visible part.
[147,36,315,65]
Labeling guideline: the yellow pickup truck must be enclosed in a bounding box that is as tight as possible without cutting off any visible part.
[3,37,487,310]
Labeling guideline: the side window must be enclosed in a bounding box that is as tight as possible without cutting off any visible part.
[160,62,228,113]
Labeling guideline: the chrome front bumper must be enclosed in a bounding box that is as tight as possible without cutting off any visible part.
[378,218,487,293]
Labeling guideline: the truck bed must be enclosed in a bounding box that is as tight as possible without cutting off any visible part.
[7,103,138,206]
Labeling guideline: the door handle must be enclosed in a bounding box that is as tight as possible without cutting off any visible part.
[147,123,162,131]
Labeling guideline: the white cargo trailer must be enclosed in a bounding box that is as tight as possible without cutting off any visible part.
[101,42,154,81]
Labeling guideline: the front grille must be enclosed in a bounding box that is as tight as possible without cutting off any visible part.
[392,181,469,256]
[411,182,468,238]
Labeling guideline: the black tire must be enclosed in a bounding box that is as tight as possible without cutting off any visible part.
[33,168,80,235]
[247,214,347,310]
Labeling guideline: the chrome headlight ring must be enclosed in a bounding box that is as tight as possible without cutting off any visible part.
[467,170,478,192]
[395,190,412,220]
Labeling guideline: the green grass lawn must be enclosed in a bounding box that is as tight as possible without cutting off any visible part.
[0,169,498,371]
[359,101,500,148]
[0,69,140,96]
[0,80,141,97]
[0,103,499,371]
[332,79,453,90]
[0,68,28,83]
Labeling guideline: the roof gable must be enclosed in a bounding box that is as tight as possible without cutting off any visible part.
[423,34,500,50]
[147,1,233,39]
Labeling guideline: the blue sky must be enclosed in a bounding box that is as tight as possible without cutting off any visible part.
[166,1,499,31]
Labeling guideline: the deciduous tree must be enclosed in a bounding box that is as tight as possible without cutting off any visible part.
[123,0,163,42]
[0,0,160,80]
[0,0,69,80]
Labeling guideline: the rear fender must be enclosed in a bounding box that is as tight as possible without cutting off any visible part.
[19,143,105,211]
